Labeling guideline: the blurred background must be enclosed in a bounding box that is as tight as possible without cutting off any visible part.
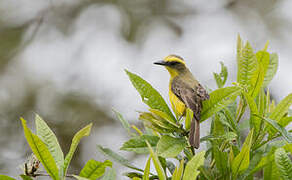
[0,0,292,179]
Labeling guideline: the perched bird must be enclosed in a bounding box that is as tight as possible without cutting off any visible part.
[154,55,209,149]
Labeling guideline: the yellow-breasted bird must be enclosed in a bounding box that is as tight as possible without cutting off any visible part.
[154,55,209,149]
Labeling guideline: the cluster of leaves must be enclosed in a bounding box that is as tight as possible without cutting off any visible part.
[0,115,115,180]
[97,35,292,180]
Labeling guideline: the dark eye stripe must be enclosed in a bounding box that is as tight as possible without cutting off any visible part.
[168,61,180,66]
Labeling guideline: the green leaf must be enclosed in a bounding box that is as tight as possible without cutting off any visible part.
[172,159,184,180]
[213,73,223,88]
[231,129,253,177]
[237,41,259,93]
[250,62,265,98]
[183,151,205,180]
[240,151,264,179]
[266,89,271,114]
[172,168,179,180]
[149,109,178,126]
[213,145,228,175]
[241,91,261,135]
[35,114,64,175]
[124,172,143,178]
[263,53,278,87]
[146,141,166,180]
[270,93,292,122]
[257,88,266,117]
[159,156,167,176]
[0,175,16,180]
[185,108,193,130]
[139,112,175,133]
[20,175,33,180]
[201,132,237,143]
[256,51,270,76]
[144,123,173,134]
[222,107,239,133]
[213,62,228,88]
[259,116,292,143]
[132,178,142,180]
[79,160,112,180]
[20,118,59,180]
[261,147,279,180]
[176,159,184,180]
[274,148,292,180]
[283,143,292,155]
[156,135,187,158]
[63,123,92,176]
[262,40,269,51]
[125,70,175,121]
[267,93,292,136]
[113,109,136,137]
[212,112,227,136]
[237,34,244,65]
[250,153,274,176]
[97,145,144,172]
[216,112,236,134]
[249,51,269,97]
[279,117,292,128]
[220,61,228,85]
[101,168,116,180]
[73,175,90,180]
[139,112,171,129]
[223,132,238,142]
[198,166,213,180]
[120,135,160,154]
[142,157,151,180]
[263,158,280,180]
[201,86,241,121]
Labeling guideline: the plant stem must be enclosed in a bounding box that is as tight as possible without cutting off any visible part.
[190,146,195,156]
[253,133,281,150]
[236,104,246,123]
[236,97,247,123]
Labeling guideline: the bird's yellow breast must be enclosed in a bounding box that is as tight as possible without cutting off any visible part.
[169,83,186,117]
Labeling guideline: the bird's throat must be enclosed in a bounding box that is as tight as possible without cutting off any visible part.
[166,67,179,78]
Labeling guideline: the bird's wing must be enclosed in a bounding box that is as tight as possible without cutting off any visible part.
[196,83,210,101]
[171,79,209,149]
[171,80,202,120]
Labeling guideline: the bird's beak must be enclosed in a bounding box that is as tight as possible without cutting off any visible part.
[154,60,167,66]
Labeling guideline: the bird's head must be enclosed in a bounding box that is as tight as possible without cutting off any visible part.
[154,55,187,77]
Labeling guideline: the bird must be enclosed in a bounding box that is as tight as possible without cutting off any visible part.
[154,55,209,149]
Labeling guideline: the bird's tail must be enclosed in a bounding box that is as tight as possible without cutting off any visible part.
[189,118,200,149]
